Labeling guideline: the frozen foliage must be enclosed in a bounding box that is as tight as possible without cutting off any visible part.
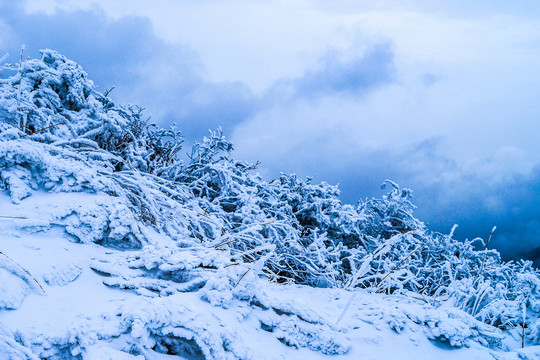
[0,50,539,359]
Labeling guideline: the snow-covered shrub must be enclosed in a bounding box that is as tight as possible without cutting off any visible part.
[1,49,539,352]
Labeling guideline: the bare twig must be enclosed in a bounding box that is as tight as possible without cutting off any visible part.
[215,238,236,250]
[104,86,115,97]
[0,64,18,90]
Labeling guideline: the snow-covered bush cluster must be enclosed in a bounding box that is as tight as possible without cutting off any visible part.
[1,50,539,357]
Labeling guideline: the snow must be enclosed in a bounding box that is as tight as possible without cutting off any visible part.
[0,49,539,359]
[0,192,537,359]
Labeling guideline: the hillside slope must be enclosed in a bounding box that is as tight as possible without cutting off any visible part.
[0,50,539,359]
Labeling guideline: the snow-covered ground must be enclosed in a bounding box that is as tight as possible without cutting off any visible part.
[1,191,539,360]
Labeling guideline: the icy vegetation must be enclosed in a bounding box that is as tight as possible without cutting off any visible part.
[0,50,539,359]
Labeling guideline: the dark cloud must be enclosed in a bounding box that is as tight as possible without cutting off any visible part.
[0,1,172,89]
[333,139,540,266]
[265,45,395,103]
[428,165,540,265]
[293,45,394,98]
[160,81,257,140]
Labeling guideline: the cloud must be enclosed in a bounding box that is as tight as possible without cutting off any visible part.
[173,43,395,139]
[339,143,540,266]
[408,153,540,266]
[159,81,257,140]
[0,0,396,141]
[273,44,395,100]
[367,145,540,265]
[0,1,164,86]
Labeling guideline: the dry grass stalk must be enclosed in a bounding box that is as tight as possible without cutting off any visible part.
[234,268,251,287]
[198,207,210,219]
[20,122,65,138]
[478,226,496,279]
[0,251,45,294]
[375,244,425,288]
[215,238,236,250]
[121,159,138,172]
[0,215,28,219]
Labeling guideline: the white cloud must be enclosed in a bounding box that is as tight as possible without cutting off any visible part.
[23,1,540,92]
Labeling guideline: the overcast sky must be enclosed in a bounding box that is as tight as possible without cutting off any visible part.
[1,0,539,264]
